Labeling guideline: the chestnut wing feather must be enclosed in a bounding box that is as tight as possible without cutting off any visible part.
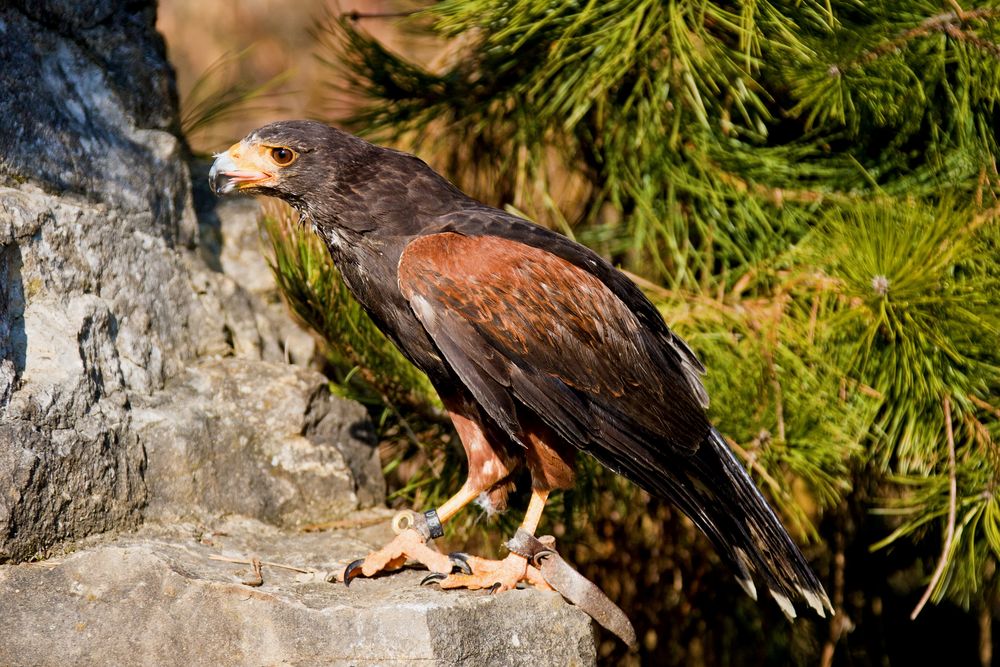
[433,206,710,410]
[398,232,711,474]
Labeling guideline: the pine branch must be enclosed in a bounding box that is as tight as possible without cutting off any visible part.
[969,395,1000,420]
[944,23,1000,58]
[848,8,1000,69]
[312,0,1000,632]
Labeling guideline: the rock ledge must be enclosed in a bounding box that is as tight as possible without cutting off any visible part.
[0,517,597,666]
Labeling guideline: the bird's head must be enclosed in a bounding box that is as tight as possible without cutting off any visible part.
[211,119,467,239]
[209,119,368,206]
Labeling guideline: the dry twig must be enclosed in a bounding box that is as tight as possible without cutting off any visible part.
[852,7,1000,68]
[728,437,784,498]
[980,599,993,667]
[969,394,1000,420]
[910,395,958,620]
[820,505,849,667]
[209,554,314,574]
[345,9,419,21]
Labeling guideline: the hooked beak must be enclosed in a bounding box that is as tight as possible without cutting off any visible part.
[209,143,272,195]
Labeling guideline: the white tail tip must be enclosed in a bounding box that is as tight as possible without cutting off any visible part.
[802,588,829,618]
[770,589,797,620]
[737,576,758,601]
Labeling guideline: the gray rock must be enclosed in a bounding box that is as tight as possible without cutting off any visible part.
[0,291,145,562]
[135,358,384,527]
[0,519,597,666]
[0,0,342,562]
[0,5,190,235]
[0,0,206,560]
[0,179,226,561]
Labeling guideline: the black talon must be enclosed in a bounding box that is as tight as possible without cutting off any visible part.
[488,582,502,595]
[421,572,447,586]
[343,558,365,587]
[448,552,473,575]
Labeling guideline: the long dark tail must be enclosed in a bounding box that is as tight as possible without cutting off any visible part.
[653,428,833,619]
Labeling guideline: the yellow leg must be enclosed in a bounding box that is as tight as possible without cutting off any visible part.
[344,400,518,586]
[437,481,486,522]
[342,480,488,584]
[429,487,554,593]
[520,488,550,535]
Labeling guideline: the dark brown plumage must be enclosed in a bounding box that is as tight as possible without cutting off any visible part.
[210,119,833,620]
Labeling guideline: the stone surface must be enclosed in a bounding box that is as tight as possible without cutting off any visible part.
[2,1,184,214]
[0,0,340,562]
[0,0,199,560]
[0,518,597,666]
[135,358,384,526]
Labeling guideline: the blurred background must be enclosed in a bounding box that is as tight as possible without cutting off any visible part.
[159,2,1000,665]
[160,0,441,151]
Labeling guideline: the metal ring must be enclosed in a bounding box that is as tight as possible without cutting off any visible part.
[391,510,415,535]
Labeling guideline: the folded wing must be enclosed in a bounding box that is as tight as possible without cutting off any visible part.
[398,231,711,482]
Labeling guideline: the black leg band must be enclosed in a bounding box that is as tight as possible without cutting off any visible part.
[424,509,444,539]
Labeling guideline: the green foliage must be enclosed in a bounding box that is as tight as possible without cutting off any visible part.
[874,451,1000,609]
[804,195,1000,611]
[322,1,1000,292]
[666,293,874,540]
[813,199,1000,471]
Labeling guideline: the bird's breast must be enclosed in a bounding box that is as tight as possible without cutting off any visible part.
[328,239,452,387]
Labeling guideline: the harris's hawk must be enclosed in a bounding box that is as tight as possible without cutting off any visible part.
[210,120,833,624]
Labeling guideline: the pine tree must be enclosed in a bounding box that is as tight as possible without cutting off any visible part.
[262,2,1000,663]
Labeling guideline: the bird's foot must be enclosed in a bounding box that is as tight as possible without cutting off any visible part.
[342,527,454,585]
[421,552,554,593]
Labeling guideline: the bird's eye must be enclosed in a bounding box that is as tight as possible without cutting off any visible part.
[270,147,296,166]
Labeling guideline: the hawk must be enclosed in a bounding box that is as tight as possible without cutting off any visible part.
[210,120,832,623]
